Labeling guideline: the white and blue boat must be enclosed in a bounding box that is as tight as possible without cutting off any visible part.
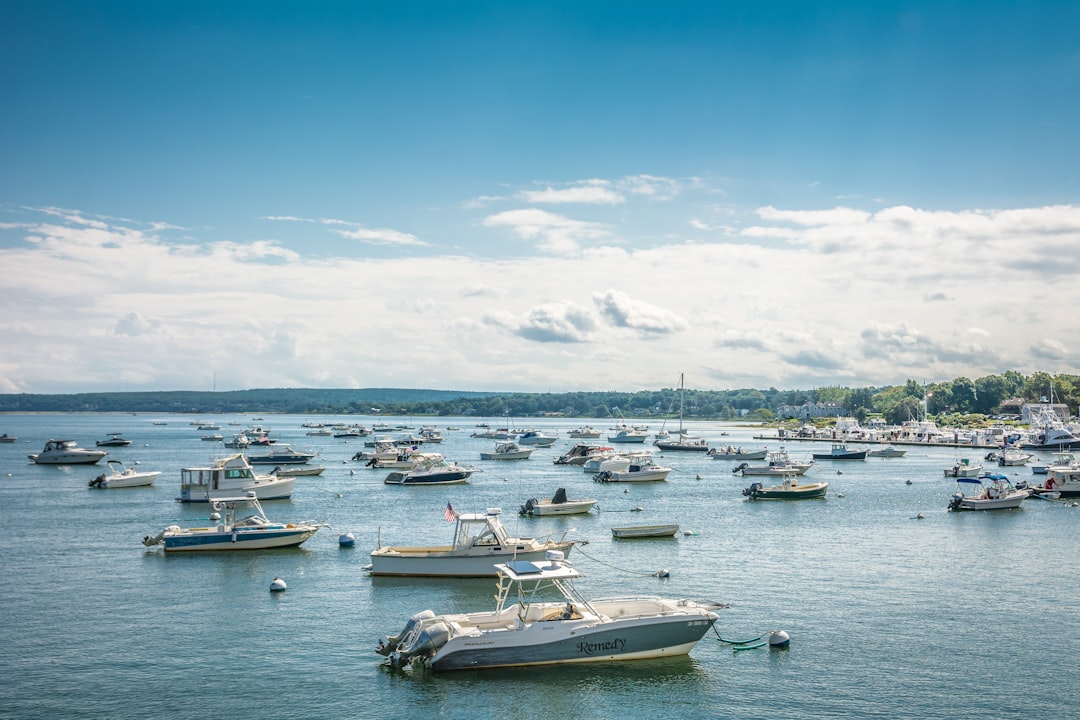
[377,550,720,671]
[142,493,320,552]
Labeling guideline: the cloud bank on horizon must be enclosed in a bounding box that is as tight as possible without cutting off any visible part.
[1,2,1077,394]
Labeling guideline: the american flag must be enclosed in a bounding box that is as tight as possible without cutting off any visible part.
[444,501,457,523]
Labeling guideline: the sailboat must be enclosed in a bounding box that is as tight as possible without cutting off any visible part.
[653,373,709,452]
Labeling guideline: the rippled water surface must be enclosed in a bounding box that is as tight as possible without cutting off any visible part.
[1,414,1077,719]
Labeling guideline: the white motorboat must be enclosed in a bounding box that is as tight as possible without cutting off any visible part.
[582,450,653,473]
[142,493,320,552]
[376,550,718,670]
[567,426,601,439]
[594,462,673,483]
[867,445,906,458]
[742,474,829,500]
[269,465,326,477]
[178,453,295,503]
[0,433,17,443]
[944,459,983,478]
[383,455,473,485]
[480,441,533,460]
[29,439,107,465]
[708,446,768,461]
[1027,452,1080,498]
[948,475,1027,511]
[995,447,1034,466]
[517,430,558,447]
[365,507,575,577]
[246,444,317,465]
[732,449,813,476]
[88,459,161,489]
[520,488,597,516]
[607,427,648,443]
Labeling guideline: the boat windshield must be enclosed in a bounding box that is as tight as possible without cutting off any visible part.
[454,517,510,548]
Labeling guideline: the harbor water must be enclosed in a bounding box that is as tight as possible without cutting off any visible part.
[1,414,1077,719]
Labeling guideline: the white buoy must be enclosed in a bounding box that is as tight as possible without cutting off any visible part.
[655,569,670,578]
[916,513,925,519]
[837,492,845,498]
[768,630,790,648]
[683,530,694,536]
[269,577,287,592]
[339,532,356,547]
[209,511,221,521]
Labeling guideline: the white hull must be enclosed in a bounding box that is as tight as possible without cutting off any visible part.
[523,499,596,516]
[480,450,532,460]
[950,492,1026,511]
[163,527,318,551]
[90,470,160,488]
[597,467,672,482]
[368,541,575,577]
[181,476,295,503]
[737,464,811,476]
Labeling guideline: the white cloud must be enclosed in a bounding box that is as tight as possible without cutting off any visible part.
[592,289,688,336]
[482,208,610,255]
[334,226,427,246]
[518,181,624,205]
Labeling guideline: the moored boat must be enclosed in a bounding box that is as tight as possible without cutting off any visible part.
[95,434,133,447]
[708,446,768,461]
[479,441,533,460]
[29,439,107,465]
[246,444,317,465]
[365,506,575,577]
[567,425,601,439]
[742,474,829,500]
[867,445,906,458]
[88,459,161,488]
[383,455,473,485]
[375,549,718,670]
[141,493,320,552]
[520,488,597,516]
[610,524,680,538]
[812,443,867,460]
[948,475,1027,511]
[178,453,295,503]
[594,462,673,483]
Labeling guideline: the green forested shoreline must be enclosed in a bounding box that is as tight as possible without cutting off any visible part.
[1,371,1075,425]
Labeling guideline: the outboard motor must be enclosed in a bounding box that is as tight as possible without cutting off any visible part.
[88,474,106,488]
[593,471,612,483]
[377,610,436,656]
[387,621,450,669]
[742,482,762,498]
[733,463,748,475]
[520,498,538,515]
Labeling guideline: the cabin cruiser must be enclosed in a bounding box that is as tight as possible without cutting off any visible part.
[177,453,295,502]
[383,455,473,485]
[245,444,316,465]
[29,439,107,465]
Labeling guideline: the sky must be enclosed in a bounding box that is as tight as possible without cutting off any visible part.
[1,1,1079,395]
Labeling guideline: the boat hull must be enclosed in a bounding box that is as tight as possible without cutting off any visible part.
[91,471,160,488]
[430,613,713,671]
[611,524,680,538]
[368,541,575,577]
[179,476,296,503]
[163,527,317,551]
[710,451,768,461]
[31,451,107,465]
[744,484,829,500]
[948,493,1026,511]
[523,500,596,516]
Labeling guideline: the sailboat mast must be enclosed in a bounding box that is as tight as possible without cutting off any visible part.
[678,372,685,434]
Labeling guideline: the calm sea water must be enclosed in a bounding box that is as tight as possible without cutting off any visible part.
[1,414,1077,719]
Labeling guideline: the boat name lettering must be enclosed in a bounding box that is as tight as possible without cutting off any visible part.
[577,638,626,654]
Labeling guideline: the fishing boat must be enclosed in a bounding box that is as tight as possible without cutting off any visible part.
[610,524,680,538]
[88,459,161,488]
[0,433,16,443]
[708,446,768,461]
[742,473,829,500]
[28,439,107,465]
[553,444,606,466]
[811,443,867,460]
[517,430,558,447]
[178,453,295,503]
[607,427,649,444]
[944,459,982,478]
[567,425,601,439]
[519,488,597,516]
[365,507,576,577]
[383,455,473,485]
[375,549,718,670]
[141,493,320,552]
[995,447,1034,466]
[948,475,1027,511]
[479,441,533,460]
[1024,452,1080,498]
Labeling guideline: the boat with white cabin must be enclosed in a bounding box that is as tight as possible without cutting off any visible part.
[567,425,601,439]
[383,455,473,485]
[178,453,295,503]
[29,439,108,465]
[517,430,558,447]
[742,474,829,500]
[480,441,533,460]
[365,507,576,577]
[246,444,317,465]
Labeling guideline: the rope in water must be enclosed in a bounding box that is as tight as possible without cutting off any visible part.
[711,625,770,650]
[572,543,668,577]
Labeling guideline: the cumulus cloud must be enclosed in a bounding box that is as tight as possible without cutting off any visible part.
[516,302,597,343]
[518,181,624,205]
[616,174,681,200]
[780,349,847,371]
[333,226,427,246]
[592,289,687,335]
[1031,338,1070,361]
[482,208,610,255]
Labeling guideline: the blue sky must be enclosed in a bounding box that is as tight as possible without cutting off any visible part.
[2,1,1079,394]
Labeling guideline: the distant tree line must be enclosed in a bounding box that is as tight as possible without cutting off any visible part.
[0,371,1076,423]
